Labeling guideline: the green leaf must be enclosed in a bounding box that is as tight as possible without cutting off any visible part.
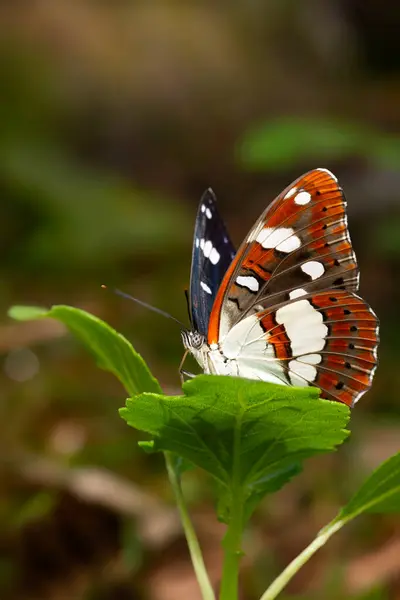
[120,375,350,521]
[241,462,302,522]
[260,452,400,600]
[238,117,400,171]
[8,304,161,396]
[8,305,48,320]
[336,452,400,522]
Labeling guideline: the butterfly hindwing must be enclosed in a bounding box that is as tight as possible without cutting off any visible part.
[220,289,378,406]
[208,168,358,343]
[260,290,377,406]
[189,189,235,336]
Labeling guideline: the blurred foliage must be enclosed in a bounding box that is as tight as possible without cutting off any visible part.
[11,491,55,530]
[2,141,188,270]
[0,46,189,274]
[281,587,389,600]
[373,219,400,256]
[238,117,400,171]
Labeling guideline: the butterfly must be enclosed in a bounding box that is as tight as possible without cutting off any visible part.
[181,168,379,407]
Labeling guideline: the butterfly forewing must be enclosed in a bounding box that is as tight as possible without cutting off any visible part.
[208,169,358,343]
[189,188,235,336]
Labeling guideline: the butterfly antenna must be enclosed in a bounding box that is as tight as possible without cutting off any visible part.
[184,288,193,326]
[101,285,187,328]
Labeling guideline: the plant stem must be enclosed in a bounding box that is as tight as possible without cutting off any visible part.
[259,519,346,600]
[219,491,244,600]
[219,410,245,600]
[165,453,215,600]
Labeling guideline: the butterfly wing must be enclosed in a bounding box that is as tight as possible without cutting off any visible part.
[208,168,359,343]
[208,168,379,405]
[189,188,236,336]
[220,289,378,406]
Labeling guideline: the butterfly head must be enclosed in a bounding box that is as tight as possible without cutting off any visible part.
[180,329,206,352]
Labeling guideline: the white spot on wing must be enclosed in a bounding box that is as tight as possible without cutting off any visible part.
[276,234,301,253]
[294,190,311,205]
[200,239,220,264]
[288,350,322,385]
[209,248,220,264]
[288,359,317,384]
[289,288,307,299]
[200,281,212,294]
[276,299,328,356]
[195,238,200,248]
[201,204,206,213]
[247,222,264,243]
[301,261,325,280]
[256,227,301,253]
[205,208,212,219]
[236,276,259,292]
[284,187,297,199]
[299,353,321,365]
[203,240,212,258]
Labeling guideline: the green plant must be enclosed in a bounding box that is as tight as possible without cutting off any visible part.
[238,117,400,171]
[9,305,400,600]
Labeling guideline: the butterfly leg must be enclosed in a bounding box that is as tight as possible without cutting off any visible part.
[178,350,197,384]
[180,369,196,382]
[179,350,188,385]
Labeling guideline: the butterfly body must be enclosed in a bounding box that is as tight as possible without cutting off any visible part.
[184,169,379,407]
[182,315,286,383]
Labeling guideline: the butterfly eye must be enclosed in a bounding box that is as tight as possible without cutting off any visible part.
[191,332,206,349]
[182,329,206,350]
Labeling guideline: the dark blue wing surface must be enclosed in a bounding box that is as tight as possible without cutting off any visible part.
[189,189,236,335]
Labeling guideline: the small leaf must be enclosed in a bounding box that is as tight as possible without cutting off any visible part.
[138,441,156,452]
[120,375,349,521]
[8,304,161,396]
[8,305,48,320]
[242,463,302,522]
[336,452,400,522]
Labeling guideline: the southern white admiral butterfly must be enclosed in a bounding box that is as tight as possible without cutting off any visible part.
[181,168,379,407]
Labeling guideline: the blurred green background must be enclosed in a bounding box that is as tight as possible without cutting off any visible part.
[0,2,399,599]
